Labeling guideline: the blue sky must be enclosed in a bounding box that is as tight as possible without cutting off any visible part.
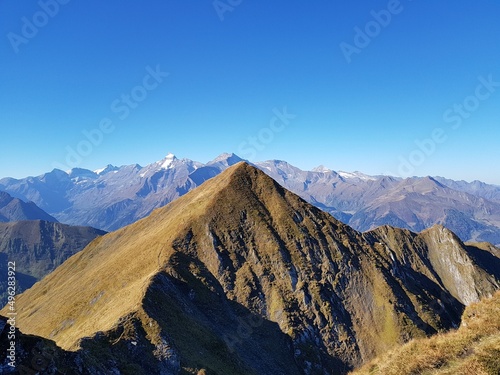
[1,0,500,184]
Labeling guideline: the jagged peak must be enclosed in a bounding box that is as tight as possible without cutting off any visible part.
[68,167,97,180]
[158,152,177,169]
[207,152,244,166]
[94,164,119,175]
[312,165,332,173]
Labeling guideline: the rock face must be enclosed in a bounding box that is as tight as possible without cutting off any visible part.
[0,220,106,306]
[365,225,500,306]
[1,163,499,374]
[351,291,500,375]
[0,316,83,374]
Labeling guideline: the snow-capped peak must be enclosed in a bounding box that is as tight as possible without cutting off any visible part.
[159,153,177,169]
[68,168,98,182]
[312,165,332,173]
[94,164,119,175]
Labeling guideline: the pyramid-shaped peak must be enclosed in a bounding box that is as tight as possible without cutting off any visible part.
[169,161,285,209]
[158,152,177,169]
[223,160,265,178]
[208,152,244,166]
[5,159,348,351]
[312,165,332,173]
[198,161,288,198]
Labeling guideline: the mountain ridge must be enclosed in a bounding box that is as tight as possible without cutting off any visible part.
[1,154,499,246]
[0,191,58,223]
[3,162,499,374]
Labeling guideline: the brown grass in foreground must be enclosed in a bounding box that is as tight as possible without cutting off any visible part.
[351,291,500,375]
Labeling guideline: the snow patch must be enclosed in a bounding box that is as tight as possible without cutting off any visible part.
[94,164,118,175]
[160,153,176,170]
[338,171,376,181]
[312,165,332,173]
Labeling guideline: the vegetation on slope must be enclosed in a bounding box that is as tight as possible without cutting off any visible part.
[0,220,106,306]
[1,163,499,374]
[351,291,500,375]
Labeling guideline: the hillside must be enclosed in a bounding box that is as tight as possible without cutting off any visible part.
[1,163,498,374]
[351,291,500,375]
[0,220,106,306]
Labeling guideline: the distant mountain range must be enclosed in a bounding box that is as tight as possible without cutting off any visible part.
[1,153,500,245]
[2,163,499,374]
[0,191,57,223]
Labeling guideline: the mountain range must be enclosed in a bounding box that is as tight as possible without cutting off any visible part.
[1,153,499,246]
[2,163,499,374]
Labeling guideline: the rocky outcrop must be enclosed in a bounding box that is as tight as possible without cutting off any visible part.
[2,163,498,374]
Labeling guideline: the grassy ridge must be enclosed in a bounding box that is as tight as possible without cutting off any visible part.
[351,291,500,375]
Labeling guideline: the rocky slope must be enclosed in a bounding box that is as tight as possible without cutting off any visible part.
[351,291,500,375]
[365,225,500,306]
[0,220,106,306]
[0,315,82,374]
[2,163,498,374]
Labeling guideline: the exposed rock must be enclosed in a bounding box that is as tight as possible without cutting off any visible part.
[1,163,498,374]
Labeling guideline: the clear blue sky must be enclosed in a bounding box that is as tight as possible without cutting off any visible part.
[1,0,499,184]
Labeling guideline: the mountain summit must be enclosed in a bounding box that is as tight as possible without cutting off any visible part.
[3,163,499,374]
[159,152,177,169]
[0,191,57,223]
[2,155,500,245]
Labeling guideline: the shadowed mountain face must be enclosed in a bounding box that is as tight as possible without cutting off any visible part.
[0,220,106,306]
[1,155,500,246]
[2,163,498,374]
[0,316,83,374]
[351,291,500,375]
[0,191,57,223]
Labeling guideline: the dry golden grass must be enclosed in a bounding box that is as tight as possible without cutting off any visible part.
[351,291,500,375]
[0,162,245,350]
[3,162,497,373]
